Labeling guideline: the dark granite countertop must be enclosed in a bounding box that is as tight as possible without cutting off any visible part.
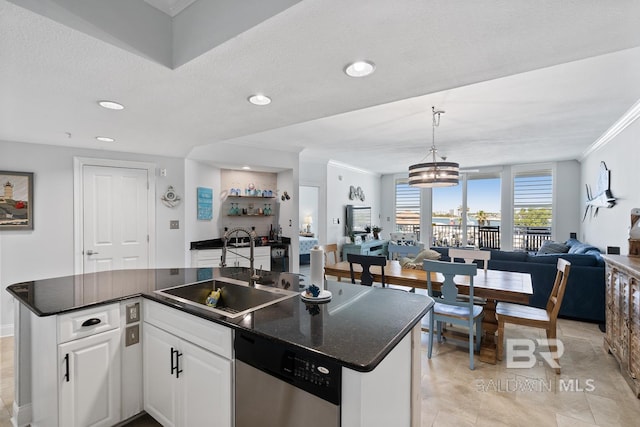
[6,267,433,372]
[190,237,291,250]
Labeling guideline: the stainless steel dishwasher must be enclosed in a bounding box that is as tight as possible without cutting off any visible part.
[235,331,341,427]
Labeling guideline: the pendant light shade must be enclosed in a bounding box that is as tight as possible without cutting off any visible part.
[408,107,459,188]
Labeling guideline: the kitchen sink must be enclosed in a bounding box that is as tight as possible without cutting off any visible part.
[154,278,298,318]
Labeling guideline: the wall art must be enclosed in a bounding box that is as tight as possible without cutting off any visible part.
[0,171,34,230]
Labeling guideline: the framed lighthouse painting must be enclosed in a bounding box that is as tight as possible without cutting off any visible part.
[0,171,34,230]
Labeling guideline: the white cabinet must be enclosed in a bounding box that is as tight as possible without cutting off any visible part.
[58,328,121,427]
[143,300,232,427]
[191,246,271,271]
[143,324,179,426]
[30,303,122,427]
[191,248,222,268]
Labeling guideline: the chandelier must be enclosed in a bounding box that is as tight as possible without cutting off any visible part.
[408,106,459,187]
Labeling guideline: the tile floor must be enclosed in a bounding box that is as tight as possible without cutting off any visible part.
[420,318,640,427]
[1,270,640,427]
[0,336,13,427]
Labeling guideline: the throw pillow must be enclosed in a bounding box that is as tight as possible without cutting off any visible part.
[399,249,441,269]
[413,248,443,263]
[568,242,600,255]
[537,240,570,255]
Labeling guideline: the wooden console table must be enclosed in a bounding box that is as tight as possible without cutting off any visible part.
[602,255,640,397]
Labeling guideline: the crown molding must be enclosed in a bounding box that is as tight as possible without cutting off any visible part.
[327,160,381,177]
[581,98,640,160]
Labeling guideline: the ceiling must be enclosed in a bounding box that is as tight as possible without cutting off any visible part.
[2,0,640,175]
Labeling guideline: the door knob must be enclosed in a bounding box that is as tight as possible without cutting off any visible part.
[86,250,99,255]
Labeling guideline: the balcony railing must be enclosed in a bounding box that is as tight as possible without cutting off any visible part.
[513,226,552,252]
[397,224,552,252]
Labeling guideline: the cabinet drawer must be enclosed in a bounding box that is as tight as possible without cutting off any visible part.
[144,300,232,359]
[57,303,120,344]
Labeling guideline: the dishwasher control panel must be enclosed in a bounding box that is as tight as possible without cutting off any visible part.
[288,353,334,388]
[235,331,341,405]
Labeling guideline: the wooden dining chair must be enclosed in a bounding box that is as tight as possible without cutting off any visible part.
[324,243,339,281]
[496,258,571,374]
[423,259,484,370]
[448,248,491,273]
[448,248,491,305]
[347,254,386,287]
[323,243,339,265]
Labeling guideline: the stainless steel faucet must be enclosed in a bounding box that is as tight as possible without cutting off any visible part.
[221,227,260,286]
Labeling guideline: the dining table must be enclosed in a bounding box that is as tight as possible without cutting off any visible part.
[324,260,533,364]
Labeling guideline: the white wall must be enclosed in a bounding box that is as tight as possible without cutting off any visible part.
[380,174,398,239]
[326,162,382,251]
[580,115,640,253]
[299,186,319,235]
[184,160,221,264]
[300,160,328,245]
[277,168,298,271]
[554,160,581,241]
[0,140,186,335]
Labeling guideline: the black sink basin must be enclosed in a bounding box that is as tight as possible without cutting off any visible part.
[154,279,297,318]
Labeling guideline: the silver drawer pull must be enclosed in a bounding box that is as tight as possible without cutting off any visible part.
[86,250,99,255]
[81,318,101,327]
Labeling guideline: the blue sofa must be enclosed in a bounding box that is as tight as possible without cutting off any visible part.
[432,239,605,323]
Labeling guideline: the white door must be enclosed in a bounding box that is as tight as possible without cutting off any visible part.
[83,165,149,274]
[58,328,121,427]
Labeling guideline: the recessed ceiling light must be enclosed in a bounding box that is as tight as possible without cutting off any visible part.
[98,100,125,110]
[242,165,251,170]
[96,136,115,142]
[344,60,376,77]
[248,94,271,106]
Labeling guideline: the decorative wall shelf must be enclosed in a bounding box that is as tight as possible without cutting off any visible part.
[227,195,276,199]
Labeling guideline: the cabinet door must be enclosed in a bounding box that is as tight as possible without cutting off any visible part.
[192,249,223,267]
[143,323,179,427]
[235,254,251,268]
[609,268,624,356]
[255,255,271,271]
[605,265,616,347]
[58,328,121,427]
[179,340,232,427]
[619,271,631,362]
[629,278,640,379]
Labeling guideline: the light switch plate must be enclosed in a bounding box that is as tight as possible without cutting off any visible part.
[170,220,179,229]
[125,325,139,346]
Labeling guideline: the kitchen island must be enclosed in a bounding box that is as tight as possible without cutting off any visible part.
[7,267,433,427]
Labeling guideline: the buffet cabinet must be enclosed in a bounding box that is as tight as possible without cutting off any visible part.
[342,239,389,261]
[603,255,640,397]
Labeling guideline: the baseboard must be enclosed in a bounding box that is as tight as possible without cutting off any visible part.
[11,401,32,427]
[0,323,14,338]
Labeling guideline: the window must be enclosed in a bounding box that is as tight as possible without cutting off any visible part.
[395,180,420,237]
[468,175,501,248]
[432,185,462,247]
[430,174,501,248]
[394,174,502,248]
[513,169,552,251]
